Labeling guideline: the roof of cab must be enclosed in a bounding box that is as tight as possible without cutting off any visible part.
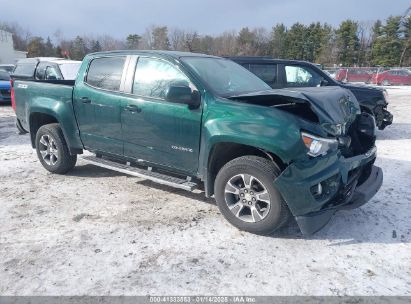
[86,50,220,60]
[227,56,317,65]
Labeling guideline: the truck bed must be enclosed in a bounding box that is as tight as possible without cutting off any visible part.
[13,79,75,130]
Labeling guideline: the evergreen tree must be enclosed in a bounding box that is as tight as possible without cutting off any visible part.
[91,40,102,52]
[198,35,215,54]
[316,24,335,65]
[284,23,306,60]
[184,31,201,52]
[70,36,88,60]
[336,20,360,66]
[269,24,287,58]
[56,46,63,58]
[237,27,257,55]
[126,34,141,49]
[27,37,46,57]
[44,37,56,57]
[400,16,411,66]
[372,16,402,66]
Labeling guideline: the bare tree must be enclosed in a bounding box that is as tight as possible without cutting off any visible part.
[169,28,186,51]
[213,30,238,56]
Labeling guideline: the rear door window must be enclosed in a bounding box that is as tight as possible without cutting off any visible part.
[86,57,126,91]
[247,64,277,87]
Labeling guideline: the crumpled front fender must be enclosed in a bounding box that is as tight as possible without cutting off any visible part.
[273,147,380,234]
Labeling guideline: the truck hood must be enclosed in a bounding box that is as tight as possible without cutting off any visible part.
[228,86,360,136]
[339,82,383,92]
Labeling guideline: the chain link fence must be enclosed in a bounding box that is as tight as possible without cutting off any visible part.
[323,67,411,85]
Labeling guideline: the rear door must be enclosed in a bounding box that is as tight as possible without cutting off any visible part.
[73,56,129,156]
[242,63,280,88]
[121,56,203,174]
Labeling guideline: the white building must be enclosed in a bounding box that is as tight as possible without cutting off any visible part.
[0,29,27,64]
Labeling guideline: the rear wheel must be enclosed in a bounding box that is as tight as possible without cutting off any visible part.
[35,123,77,174]
[382,79,390,86]
[214,156,290,235]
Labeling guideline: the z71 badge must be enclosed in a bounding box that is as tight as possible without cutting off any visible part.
[171,146,193,153]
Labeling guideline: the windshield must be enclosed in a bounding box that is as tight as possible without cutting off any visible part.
[402,69,411,75]
[0,71,11,81]
[58,63,81,80]
[182,57,271,97]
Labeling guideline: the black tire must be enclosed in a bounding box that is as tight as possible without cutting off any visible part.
[35,123,77,174]
[214,156,290,235]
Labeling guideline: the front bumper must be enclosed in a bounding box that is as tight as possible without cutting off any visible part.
[274,147,382,235]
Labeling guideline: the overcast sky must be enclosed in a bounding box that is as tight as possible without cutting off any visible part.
[1,0,410,39]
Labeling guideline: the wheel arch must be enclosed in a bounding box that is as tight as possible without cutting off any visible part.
[29,112,82,155]
[204,142,286,197]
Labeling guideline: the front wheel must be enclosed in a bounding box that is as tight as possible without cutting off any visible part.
[214,156,290,235]
[35,123,77,174]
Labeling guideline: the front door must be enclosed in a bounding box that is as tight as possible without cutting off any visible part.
[121,56,202,174]
[73,56,127,156]
[283,65,324,88]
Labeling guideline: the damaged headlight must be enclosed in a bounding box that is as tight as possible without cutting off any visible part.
[301,132,338,157]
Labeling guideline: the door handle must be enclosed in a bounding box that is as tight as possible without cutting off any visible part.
[125,105,142,113]
[80,97,91,104]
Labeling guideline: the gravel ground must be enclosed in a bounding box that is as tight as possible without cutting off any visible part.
[0,87,410,296]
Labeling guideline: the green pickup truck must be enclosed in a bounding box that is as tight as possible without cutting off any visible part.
[11,51,383,235]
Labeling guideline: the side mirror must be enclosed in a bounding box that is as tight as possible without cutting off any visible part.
[166,85,201,109]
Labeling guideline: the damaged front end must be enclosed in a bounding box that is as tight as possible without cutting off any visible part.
[229,87,383,234]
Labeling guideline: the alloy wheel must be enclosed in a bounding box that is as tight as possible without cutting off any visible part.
[224,174,271,223]
[38,134,59,166]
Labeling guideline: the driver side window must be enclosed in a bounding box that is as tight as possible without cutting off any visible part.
[133,57,193,99]
[285,65,323,87]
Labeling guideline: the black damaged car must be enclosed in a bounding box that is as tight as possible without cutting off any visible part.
[229,57,393,130]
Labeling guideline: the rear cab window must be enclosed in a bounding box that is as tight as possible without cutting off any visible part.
[13,63,37,78]
[85,57,126,91]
